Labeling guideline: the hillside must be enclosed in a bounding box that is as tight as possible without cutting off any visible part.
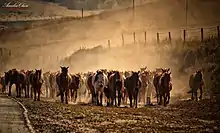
[0,0,102,21]
[0,0,220,71]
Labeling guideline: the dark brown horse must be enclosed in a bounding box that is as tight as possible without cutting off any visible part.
[30,69,43,101]
[124,71,141,108]
[4,69,26,97]
[86,72,95,104]
[188,70,204,101]
[157,71,172,106]
[26,70,34,98]
[56,66,72,104]
[153,68,170,104]
[0,76,6,93]
[69,74,80,103]
[106,71,124,107]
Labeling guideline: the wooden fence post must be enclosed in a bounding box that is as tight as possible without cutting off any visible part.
[133,32,136,44]
[144,31,147,45]
[201,28,204,42]
[217,26,220,41]
[183,29,186,43]
[122,33,124,46]
[168,32,172,44]
[108,40,111,48]
[81,8,84,19]
[157,32,160,44]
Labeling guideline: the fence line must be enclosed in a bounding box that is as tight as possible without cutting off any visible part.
[116,25,220,47]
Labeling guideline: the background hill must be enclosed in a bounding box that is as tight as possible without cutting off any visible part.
[0,0,220,72]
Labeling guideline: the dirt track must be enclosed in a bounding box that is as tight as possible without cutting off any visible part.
[16,98,220,133]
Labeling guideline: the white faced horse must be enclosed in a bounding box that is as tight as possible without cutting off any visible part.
[92,70,108,106]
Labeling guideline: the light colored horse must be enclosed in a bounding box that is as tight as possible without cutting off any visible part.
[92,70,108,106]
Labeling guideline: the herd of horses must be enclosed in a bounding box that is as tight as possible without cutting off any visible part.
[0,66,204,108]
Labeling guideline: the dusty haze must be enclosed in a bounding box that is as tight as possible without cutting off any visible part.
[1,0,219,100]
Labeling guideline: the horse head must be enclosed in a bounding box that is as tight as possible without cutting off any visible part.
[131,71,140,86]
[195,70,203,82]
[163,71,172,85]
[95,70,105,88]
[60,66,69,76]
[35,69,42,82]
[4,71,10,85]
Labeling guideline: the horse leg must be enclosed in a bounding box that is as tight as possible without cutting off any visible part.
[27,84,29,98]
[60,92,64,103]
[34,87,37,101]
[114,89,117,106]
[166,92,170,104]
[164,94,167,106]
[128,93,133,108]
[100,92,103,106]
[15,84,19,97]
[31,86,33,98]
[24,84,27,98]
[191,90,194,101]
[199,86,203,100]
[195,90,198,102]
[159,94,162,105]
[118,90,122,107]
[96,91,99,106]
[75,90,78,103]
[37,85,41,101]
[65,89,69,104]
[8,84,12,96]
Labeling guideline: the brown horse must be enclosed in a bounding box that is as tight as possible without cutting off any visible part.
[153,68,170,104]
[124,71,141,108]
[156,70,172,106]
[4,69,26,98]
[56,66,72,104]
[106,71,124,107]
[69,74,80,103]
[26,70,34,98]
[30,69,43,101]
[188,70,204,101]
[0,76,6,93]
[86,72,95,104]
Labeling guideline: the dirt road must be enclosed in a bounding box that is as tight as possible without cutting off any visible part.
[0,94,29,133]
[16,97,220,133]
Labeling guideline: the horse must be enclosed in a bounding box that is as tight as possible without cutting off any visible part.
[0,76,6,93]
[92,70,108,106]
[106,71,124,107]
[86,72,95,104]
[43,71,50,98]
[49,72,58,98]
[188,70,204,101]
[56,66,72,104]
[4,69,26,98]
[30,69,43,101]
[157,71,172,106]
[153,68,170,104]
[138,71,149,103]
[26,70,34,98]
[69,74,80,103]
[124,71,141,108]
